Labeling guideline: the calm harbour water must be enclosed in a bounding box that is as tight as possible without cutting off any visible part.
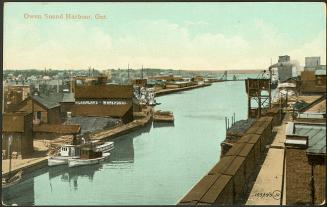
[3,81,249,205]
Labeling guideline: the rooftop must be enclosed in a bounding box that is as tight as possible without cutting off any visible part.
[61,93,75,103]
[66,116,120,134]
[32,93,64,109]
[33,124,81,134]
[304,99,326,113]
[315,69,326,76]
[294,124,326,155]
[286,122,326,155]
[74,84,133,99]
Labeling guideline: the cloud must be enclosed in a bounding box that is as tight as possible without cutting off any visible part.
[288,31,326,66]
[4,20,114,69]
[184,20,210,27]
[3,18,326,70]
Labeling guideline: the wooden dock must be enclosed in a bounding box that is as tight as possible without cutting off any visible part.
[89,106,153,141]
[155,83,211,96]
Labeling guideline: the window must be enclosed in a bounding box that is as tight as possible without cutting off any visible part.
[37,111,41,119]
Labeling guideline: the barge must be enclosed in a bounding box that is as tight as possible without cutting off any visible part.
[153,110,174,122]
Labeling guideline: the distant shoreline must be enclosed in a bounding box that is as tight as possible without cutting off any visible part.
[3,69,263,73]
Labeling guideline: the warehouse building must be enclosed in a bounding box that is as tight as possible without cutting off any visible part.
[284,122,326,205]
[67,76,134,124]
[300,69,326,94]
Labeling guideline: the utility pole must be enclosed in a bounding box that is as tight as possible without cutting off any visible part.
[269,66,272,109]
[128,64,130,81]
[2,81,4,114]
[8,135,13,176]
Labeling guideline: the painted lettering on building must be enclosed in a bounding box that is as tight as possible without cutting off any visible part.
[75,100,127,105]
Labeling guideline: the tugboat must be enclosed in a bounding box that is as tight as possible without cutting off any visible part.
[48,141,114,166]
[48,144,80,166]
[67,142,112,168]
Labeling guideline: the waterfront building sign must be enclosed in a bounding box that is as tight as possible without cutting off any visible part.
[75,100,127,105]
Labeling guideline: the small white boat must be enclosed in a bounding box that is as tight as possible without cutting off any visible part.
[68,152,110,168]
[48,145,80,166]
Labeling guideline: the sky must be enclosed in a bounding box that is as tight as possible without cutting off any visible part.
[3,2,326,70]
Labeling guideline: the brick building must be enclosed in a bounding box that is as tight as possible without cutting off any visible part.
[2,112,34,158]
[284,122,326,205]
[300,69,326,94]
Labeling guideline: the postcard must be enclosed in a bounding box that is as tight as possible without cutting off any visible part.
[2,2,326,206]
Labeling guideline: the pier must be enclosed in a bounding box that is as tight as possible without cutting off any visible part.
[155,83,211,96]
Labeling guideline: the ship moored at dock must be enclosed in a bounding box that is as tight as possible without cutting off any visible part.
[68,146,110,168]
[48,144,80,166]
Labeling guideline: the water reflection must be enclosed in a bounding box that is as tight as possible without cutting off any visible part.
[46,121,153,188]
[49,164,102,181]
[153,121,175,128]
[2,178,35,206]
[107,121,152,166]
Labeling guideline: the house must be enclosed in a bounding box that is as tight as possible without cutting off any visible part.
[15,92,63,124]
[2,112,34,158]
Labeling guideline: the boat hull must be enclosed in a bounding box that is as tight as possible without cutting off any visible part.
[2,170,23,189]
[68,153,110,168]
[48,156,79,166]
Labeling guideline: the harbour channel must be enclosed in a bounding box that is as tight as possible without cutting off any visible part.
[3,81,248,205]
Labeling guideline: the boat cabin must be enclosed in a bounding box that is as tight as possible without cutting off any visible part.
[95,142,114,152]
[59,145,80,157]
[80,147,102,160]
